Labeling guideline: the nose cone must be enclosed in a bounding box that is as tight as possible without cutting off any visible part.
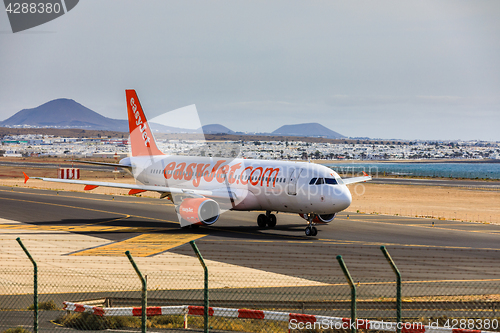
[335,186,352,212]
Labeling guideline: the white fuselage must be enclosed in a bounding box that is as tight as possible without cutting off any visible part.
[123,155,352,215]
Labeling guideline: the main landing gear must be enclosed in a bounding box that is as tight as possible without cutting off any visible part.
[257,211,277,228]
[304,214,318,237]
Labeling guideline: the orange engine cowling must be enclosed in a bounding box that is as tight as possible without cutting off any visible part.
[178,198,220,225]
[299,213,337,224]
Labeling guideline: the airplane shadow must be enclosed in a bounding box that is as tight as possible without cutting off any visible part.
[16,217,315,242]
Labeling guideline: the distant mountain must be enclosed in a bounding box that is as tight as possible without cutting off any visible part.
[1,99,347,139]
[0,99,130,131]
[272,122,345,139]
[200,124,234,134]
[0,98,183,133]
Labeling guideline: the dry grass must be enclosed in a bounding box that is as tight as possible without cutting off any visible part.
[56,313,289,332]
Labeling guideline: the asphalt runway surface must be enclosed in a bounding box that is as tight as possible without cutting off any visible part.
[1,185,499,282]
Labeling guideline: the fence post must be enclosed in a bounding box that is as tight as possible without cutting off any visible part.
[380,246,401,333]
[125,251,147,333]
[16,237,38,333]
[337,255,356,333]
[190,240,209,333]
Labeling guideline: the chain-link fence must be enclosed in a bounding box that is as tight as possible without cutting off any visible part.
[1,238,499,333]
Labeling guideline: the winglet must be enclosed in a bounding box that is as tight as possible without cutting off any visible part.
[23,172,29,184]
[84,185,99,191]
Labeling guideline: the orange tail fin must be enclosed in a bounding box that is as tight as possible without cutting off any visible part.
[125,90,164,157]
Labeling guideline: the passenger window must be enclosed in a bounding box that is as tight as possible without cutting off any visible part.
[309,178,317,185]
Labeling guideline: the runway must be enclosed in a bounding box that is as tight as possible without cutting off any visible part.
[1,185,499,329]
[1,185,499,282]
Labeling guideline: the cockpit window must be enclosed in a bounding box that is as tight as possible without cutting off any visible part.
[325,178,338,185]
[311,177,339,185]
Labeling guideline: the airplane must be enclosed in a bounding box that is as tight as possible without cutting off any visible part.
[24,90,371,236]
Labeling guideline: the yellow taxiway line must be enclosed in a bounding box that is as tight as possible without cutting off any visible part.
[71,233,207,257]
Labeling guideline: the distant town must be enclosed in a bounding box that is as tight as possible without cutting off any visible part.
[1,133,499,161]
[1,98,498,161]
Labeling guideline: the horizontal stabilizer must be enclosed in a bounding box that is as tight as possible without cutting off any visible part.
[342,175,372,185]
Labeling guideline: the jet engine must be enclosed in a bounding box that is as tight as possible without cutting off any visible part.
[178,198,220,225]
[299,213,337,223]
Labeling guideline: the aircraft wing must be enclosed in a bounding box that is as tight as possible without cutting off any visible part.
[22,173,245,200]
[342,171,372,185]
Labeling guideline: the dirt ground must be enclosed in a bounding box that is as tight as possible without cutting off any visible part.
[347,183,500,224]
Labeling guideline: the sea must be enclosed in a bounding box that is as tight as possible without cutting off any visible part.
[324,161,500,180]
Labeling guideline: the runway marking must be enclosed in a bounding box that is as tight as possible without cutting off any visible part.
[71,233,207,257]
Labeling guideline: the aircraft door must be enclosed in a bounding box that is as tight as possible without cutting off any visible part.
[287,168,303,195]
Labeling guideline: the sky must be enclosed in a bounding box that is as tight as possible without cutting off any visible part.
[1,1,499,141]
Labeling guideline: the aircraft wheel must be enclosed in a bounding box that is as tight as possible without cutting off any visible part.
[305,226,312,236]
[257,214,268,228]
[268,214,277,228]
[311,226,318,236]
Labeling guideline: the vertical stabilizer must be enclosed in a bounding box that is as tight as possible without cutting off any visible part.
[125,90,164,156]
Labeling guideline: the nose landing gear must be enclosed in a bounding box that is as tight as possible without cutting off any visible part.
[305,213,318,236]
[257,211,277,228]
